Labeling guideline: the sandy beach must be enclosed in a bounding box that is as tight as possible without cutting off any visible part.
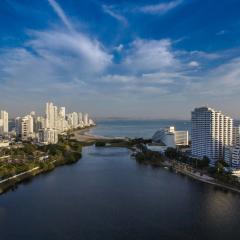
[71,128,125,143]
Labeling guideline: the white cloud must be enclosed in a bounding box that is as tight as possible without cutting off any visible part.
[102,5,128,26]
[48,0,74,31]
[190,50,220,60]
[189,61,200,67]
[137,0,183,15]
[27,29,112,73]
[114,44,124,52]
[122,39,178,73]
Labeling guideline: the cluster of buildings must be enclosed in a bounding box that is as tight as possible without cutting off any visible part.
[0,102,95,145]
[191,106,240,169]
[152,106,240,170]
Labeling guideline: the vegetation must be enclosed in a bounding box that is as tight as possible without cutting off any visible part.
[95,142,106,147]
[135,150,164,164]
[0,137,84,181]
[134,144,240,190]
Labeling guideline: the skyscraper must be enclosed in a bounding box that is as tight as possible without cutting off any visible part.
[46,102,58,129]
[0,110,9,134]
[191,106,233,162]
[83,113,89,126]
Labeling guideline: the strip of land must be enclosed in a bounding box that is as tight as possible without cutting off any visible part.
[71,129,125,142]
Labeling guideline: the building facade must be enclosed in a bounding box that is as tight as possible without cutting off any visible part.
[21,115,34,141]
[0,110,8,134]
[224,145,240,169]
[38,128,58,144]
[152,126,189,148]
[191,106,233,162]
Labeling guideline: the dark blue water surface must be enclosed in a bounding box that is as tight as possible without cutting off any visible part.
[0,120,240,240]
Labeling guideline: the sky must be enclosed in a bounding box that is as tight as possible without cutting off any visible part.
[1,0,240,119]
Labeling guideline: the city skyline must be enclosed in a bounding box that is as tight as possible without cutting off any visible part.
[1,0,240,118]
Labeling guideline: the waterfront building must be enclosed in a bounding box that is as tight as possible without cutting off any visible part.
[191,106,233,162]
[0,110,9,134]
[233,125,240,146]
[78,112,83,123]
[38,128,58,144]
[152,126,189,148]
[72,112,79,128]
[224,145,240,169]
[83,113,89,126]
[89,118,95,126]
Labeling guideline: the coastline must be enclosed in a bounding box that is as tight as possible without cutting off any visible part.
[1,126,240,195]
[71,128,126,143]
[135,157,240,194]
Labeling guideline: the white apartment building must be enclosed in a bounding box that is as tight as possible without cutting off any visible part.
[191,106,233,162]
[233,125,240,146]
[59,107,65,119]
[21,115,34,141]
[38,128,58,144]
[46,102,57,129]
[83,113,89,126]
[0,110,9,134]
[152,126,189,148]
[224,145,240,169]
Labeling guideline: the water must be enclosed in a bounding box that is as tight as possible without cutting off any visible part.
[0,120,240,240]
[90,119,191,138]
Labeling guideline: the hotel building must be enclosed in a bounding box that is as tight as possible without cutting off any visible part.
[152,126,189,148]
[191,106,233,162]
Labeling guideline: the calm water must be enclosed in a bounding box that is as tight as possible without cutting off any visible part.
[90,119,191,138]
[0,120,240,240]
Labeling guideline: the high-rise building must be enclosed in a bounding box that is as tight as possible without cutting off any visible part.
[0,110,9,134]
[191,106,233,162]
[59,107,66,119]
[83,113,89,126]
[15,117,22,138]
[233,125,240,146]
[46,102,56,129]
[21,115,34,141]
[224,145,240,169]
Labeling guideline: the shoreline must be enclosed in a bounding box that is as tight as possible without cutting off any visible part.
[135,157,240,195]
[71,128,126,143]
[171,164,240,194]
[1,127,240,195]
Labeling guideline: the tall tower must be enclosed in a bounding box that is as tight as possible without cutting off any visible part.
[45,102,57,129]
[0,110,9,134]
[191,106,233,162]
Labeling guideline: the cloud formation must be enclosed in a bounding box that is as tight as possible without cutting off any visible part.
[1,0,240,118]
[48,0,74,31]
[137,0,183,15]
[102,5,128,26]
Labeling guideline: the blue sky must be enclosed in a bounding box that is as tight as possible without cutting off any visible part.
[1,0,240,119]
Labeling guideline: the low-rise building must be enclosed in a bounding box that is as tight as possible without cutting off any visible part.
[152,126,188,148]
[38,128,58,144]
[0,140,10,148]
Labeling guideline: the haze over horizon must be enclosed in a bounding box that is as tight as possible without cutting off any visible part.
[1,0,240,119]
